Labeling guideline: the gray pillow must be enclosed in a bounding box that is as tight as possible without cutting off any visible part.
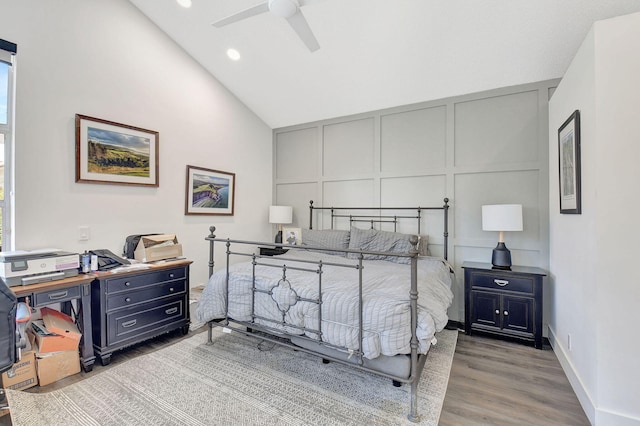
[301,229,350,256]
[347,227,417,264]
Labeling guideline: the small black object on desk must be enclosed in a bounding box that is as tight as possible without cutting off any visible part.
[259,247,289,257]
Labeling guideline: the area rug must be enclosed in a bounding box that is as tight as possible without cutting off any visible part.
[6,328,457,426]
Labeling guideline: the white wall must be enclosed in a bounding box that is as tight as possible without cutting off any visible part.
[549,11,640,425]
[0,0,273,287]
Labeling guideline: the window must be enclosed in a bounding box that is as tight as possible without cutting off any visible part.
[0,39,16,251]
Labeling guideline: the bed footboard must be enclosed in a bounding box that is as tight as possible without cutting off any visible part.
[205,234,433,422]
[203,198,450,422]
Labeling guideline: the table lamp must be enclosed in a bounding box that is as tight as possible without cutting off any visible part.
[482,204,523,269]
[269,205,293,243]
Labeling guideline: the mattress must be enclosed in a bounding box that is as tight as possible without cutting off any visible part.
[195,250,453,360]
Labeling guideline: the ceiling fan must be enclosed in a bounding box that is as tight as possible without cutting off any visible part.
[212,0,321,52]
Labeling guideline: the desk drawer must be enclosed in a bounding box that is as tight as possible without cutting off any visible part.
[106,280,186,311]
[105,267,186,294]
[33,285,81,306]
[470,273,533,294]
[107,296,186,345]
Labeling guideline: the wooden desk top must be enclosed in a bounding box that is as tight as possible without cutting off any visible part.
[11,259,192,296]
[11,273,95,297]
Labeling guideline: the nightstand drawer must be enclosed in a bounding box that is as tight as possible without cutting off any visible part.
[106,280,186,311]
[470,273,534,294]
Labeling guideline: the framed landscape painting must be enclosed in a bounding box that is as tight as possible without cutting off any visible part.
[185,165,235,216]
[75,114,159,187]
[558,110,581,214]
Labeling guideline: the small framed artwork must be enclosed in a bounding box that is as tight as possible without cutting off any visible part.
[185,165,235,215]
[558,110,581,214]
[75,114,159,187]
[283,227,301,245]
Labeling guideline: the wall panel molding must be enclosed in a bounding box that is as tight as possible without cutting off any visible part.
[273,79,560,323]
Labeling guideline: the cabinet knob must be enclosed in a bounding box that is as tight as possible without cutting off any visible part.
[169,287,174,292]
[125,282,131,287]
[504,310,509,316]
[495,309,500,315]
[494,279,509,286]
[169,273,174,278]
[125,297,131,303]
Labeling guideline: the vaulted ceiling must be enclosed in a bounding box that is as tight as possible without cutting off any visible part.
[128,0,640,128]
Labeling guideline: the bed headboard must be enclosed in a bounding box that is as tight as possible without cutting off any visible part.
[308,198,450,260]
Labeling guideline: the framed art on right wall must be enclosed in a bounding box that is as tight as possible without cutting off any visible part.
[558,110,581,214]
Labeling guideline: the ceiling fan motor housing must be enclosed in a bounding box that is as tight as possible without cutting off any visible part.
[269,0,299,18]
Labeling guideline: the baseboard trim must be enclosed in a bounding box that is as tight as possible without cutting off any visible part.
[595,409,640,426]
[548,326,595,424]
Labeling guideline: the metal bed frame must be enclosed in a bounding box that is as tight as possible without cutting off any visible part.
[205,198,449,422]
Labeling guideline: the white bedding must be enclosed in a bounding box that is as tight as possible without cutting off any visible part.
[195,250,453,359]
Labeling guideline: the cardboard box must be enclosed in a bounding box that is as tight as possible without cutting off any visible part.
[35,349,80,386]
[29,308,81,353]
[134,234,183,262]
[0,350,37,391]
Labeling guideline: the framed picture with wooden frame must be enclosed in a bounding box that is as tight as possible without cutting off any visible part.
[75,114,159,187]
[283,227,301,245]
[185,165,236,216]
[558,110,581,214]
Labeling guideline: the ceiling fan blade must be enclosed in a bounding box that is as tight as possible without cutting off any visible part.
[297,0,325,6]
[212,2,270,28]
[285,10,320,52]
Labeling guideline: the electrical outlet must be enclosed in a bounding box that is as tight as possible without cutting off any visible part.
[78,226,90,241]
[567,333,572,351]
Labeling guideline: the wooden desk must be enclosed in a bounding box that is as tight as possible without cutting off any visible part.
[12,274,96,372]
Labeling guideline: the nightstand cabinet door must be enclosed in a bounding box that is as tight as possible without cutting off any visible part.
[502,295,534,335]
[463,262,545,349]
[470,291,501,328]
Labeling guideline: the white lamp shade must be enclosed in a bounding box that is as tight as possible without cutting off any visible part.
[269,205,293,224]
[482,204,523,232]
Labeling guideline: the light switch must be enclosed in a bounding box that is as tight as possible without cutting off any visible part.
[79,226,90,241]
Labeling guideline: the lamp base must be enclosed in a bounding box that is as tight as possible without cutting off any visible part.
[491,242,512,270]
[275,230,283,244]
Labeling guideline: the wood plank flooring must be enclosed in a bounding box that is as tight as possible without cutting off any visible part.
[2,326,589,425]
[440,332,589,425]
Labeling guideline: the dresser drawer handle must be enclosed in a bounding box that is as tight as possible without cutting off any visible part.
[504,310,509,316]
[125,282,131,287]
[48,291,68,300]
[494,279,509,286]
[125,297,131,303]
[169,287,174,292]
[169,273,175,278]
[122,319,137,328]
[165,307,178,315]
[495,309,500,315]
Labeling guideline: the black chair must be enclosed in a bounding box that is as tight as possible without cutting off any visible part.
[0,279,17,374]
[0,280,17,409]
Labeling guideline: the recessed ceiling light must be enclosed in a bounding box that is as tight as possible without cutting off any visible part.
[176,0,192,8]
[227,48,241,61]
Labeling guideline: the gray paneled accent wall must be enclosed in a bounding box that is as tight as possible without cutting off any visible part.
[273,79,558,325]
